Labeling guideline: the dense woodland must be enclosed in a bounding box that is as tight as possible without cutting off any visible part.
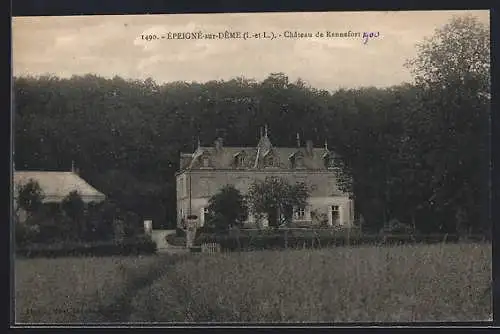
[13,15,490,235]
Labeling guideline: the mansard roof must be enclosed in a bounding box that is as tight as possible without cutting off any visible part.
[179,125,340,171]
[181,142,338,171]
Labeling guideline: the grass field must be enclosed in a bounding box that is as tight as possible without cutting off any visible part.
[14,254,181,323]
[129,243,492,323]
[14,243,492,324]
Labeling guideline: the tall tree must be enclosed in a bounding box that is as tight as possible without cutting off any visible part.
[61,191,86,239]
[247,177,310,227]
[16,179,44,218]
[206,185,248,232]
[406,14,490,95]
[404,14,490,234]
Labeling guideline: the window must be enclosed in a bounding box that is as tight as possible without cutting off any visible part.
[291,151,305,169]
[199,151,212,168]
[295,207,306,220]
[331,205,340,225]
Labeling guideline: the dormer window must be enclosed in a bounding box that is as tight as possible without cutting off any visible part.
[290,151,305,169]
[264,151,278,168]
[233,151,247,169]
[199,151,213,169]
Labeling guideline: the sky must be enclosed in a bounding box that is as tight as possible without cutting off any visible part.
[12,10,489,91]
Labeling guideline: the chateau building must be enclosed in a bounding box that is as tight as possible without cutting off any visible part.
[176,126,354,228]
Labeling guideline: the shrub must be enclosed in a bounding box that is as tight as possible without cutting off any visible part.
[380,219,417,235]
[175,228,186,237]
[36,213,74,243]
[16,236,157,258]
[120,235,158,254]
[193,231,475,252]
[16,179,44,214]
[83,202,115,241]
[166,234,186,247]
[15,222,40,247]
[18,205,73,244]
[122,211,142,236]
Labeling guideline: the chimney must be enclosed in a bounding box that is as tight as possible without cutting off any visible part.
[306,140,314,155]
[214,137,224,152]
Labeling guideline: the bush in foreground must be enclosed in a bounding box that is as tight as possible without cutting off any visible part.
[129,243,492,322]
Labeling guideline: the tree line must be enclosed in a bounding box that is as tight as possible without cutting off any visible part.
[13,15,490,236]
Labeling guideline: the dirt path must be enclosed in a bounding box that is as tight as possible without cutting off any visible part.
[81,253,188,323]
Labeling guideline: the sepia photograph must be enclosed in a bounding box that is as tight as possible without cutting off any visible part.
[12,10,491,324]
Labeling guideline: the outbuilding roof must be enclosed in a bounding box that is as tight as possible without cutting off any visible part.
[13,171,106,203]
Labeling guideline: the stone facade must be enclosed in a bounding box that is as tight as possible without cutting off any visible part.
[176,128,354,228]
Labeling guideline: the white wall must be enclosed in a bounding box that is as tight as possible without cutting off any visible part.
[307,196,353,226]
[178,195,353,228]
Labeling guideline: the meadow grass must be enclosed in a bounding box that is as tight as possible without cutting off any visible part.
[14,254,175,323]
[129,243,492,323]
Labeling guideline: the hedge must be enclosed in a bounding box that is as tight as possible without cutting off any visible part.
[16,236,158,258]
[165,234,187,247]
[195,232,488,252]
